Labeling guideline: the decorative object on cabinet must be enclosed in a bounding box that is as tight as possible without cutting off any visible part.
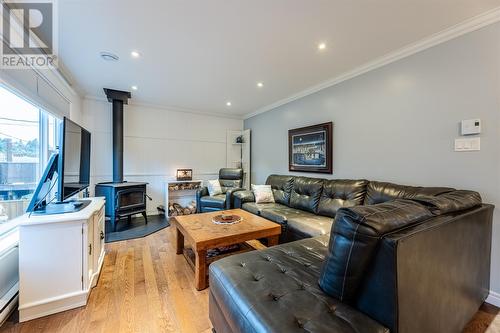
[17,197,105,322]
[288,122,333,174]
[176,169,193,181]
[165,180,202,217]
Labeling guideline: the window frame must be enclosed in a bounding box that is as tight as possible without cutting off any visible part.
[0,84,61,226]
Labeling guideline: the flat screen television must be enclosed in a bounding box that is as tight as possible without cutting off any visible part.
[58,117,91,201]
[27,117,92,214]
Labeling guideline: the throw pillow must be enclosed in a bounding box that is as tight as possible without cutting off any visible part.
[207,180,223,196]
[251,184,275,204]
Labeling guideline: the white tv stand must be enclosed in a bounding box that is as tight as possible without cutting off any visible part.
[17,197,105,322]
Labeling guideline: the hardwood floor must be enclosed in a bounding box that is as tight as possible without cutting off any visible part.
[466,304,500,333]
[1,226,211,333]
[0,226,498,333]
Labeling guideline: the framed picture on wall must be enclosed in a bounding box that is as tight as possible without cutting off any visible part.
[288,122,333,174]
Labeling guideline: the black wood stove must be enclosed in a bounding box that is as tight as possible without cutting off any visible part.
[95,182,149,232]
[95,89,151,232]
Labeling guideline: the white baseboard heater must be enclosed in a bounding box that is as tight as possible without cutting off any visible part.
[0,235,19,326]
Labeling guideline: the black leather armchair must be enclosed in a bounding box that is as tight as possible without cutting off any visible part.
[196,168,244,213]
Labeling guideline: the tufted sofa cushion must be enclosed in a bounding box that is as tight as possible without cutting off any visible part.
[209,236,389,333]
[242,202,283,216]
[364,181,454,205]
[286,214,333,239]
[317,179,368,218]
[266,174,295,205]
[319,199,433,303]
[289,177,324,213]
[260,205,303,224]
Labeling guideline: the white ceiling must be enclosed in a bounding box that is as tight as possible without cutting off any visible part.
[58,0,500,117]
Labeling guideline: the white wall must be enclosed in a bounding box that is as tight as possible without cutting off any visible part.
[245,23,500,299]
[82,98,243,214]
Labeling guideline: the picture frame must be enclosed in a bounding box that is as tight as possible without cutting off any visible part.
[176,168,193,181]
[288,122,333,174]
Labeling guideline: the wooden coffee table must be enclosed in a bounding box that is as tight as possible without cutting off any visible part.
[171,208,281,290]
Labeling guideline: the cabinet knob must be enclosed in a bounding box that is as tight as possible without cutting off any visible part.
[100,231,105,240]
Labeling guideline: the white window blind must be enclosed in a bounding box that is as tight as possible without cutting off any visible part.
[0,42,70,120]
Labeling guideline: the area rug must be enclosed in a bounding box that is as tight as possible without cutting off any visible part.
[105,214,169,243]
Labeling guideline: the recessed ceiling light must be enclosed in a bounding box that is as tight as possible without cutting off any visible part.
[226,101,232,107]
[318,42,326,50]
[131,51,141,58]
[131,85,138,91]
[257,82,264,88]
[99,51,119,61]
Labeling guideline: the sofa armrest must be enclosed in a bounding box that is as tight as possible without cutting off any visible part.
[232,190,255,209]
[225,188,246,209]
[196,186,209,213]
[354,204,494,333]
[319,199,433,303]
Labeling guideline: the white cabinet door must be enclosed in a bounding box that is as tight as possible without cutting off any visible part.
[19,222,83,305]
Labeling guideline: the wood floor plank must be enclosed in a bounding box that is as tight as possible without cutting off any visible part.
[0,226,498,333]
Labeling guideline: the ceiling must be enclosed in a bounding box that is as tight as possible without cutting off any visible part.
[58,0,500,117]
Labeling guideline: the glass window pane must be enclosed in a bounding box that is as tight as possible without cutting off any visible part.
[0,86,40,223]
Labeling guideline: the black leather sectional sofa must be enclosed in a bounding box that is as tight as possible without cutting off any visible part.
[209,175,494,333]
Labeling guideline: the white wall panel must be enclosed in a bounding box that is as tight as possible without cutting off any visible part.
[126,106,236,143]
[83,98,243,214]
[124,137,226,176]
[89,131,113,177]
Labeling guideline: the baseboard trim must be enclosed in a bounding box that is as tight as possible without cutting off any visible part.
[90,252,105,288]
[19,290,88,323]
[486,291,500,307]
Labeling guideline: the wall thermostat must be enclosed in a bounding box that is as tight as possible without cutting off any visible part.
[461,119,481,136]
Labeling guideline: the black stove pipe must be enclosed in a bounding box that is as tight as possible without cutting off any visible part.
[103,88,131,183]
[112,99,124,183]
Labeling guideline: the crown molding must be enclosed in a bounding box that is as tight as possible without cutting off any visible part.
[84,95,244,120]
[244,6,500,120]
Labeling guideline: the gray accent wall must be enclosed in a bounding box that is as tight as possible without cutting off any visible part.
[245,23,500,295]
